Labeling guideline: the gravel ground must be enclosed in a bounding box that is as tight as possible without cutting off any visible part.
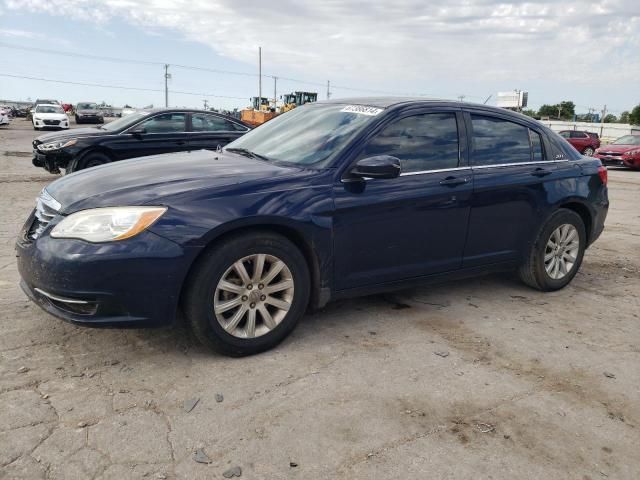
[1,119,639,479]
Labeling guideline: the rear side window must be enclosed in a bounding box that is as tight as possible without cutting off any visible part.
[530,130,544,162]
[359,112,460,173]
[470,115,532,165]
[191,113,246,132]
[559,131,570,138]
[570,131,587,138]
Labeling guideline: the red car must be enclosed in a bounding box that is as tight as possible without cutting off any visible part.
[594,135,640,170]
[559,130,601,156]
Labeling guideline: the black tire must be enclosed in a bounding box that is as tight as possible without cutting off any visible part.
[33,125,39,131]
[183,231,310,356]
[75,115,81,124]
[518,209,586,291]
[70,152,110,172]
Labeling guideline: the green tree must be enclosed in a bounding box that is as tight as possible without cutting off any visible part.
[619,111,630,123]
[603,114,617,123]
[629,105,640,125]
[537,101,575,120]
[521,109,538,118]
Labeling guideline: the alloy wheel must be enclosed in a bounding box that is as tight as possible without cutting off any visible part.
[583,147,594,156]
[544,224,580,280]
[213,254,294,338]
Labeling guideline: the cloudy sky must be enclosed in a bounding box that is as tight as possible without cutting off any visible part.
[1,0,639,114]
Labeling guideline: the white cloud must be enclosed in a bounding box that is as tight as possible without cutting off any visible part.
[3,0,640,100]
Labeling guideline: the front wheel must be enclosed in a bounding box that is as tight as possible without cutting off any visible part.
[582,147,594,156]
[518,209,586,291]
[183,231,310,356]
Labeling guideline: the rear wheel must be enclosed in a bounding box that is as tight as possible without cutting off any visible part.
[75,115,81,124]
[582,147,594,156]
[183,231,310,356]
[518,209,586,291]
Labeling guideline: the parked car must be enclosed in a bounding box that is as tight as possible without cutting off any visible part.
[74,102,104,124]
[558,130,600,156]
[32,104,70,131]
[0,109,9,127]
[594,134,640,170]
[31,109,251,174]
[16,99,608,356]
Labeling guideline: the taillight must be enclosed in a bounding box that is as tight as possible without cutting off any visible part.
[597,165,608,186]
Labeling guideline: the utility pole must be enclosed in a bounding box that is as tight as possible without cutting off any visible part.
[164,64,170,108]
[258,47,262,102]
[458,95,465,102]
[203,99,208,110]
[273,76,277,109]
[514,89,521,112]
[557,104,562,120]
[327,80,331,100]
[600,104,607,137]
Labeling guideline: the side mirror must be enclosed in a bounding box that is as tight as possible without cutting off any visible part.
[129,125,146,135]
[351,155,401,179]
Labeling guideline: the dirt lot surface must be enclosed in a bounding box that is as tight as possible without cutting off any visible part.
[1,119,639,479]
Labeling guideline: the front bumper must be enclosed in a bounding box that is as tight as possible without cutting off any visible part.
[33,118,69,129]
[76,114,103,123]
[595,154,639,168]
[32,149,73,173]
[16,225,200,327]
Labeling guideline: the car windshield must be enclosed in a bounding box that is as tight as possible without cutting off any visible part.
[100,111,149,132]
[77,103,97,109]
[36,105,64,114]
[225,104,382,167]
[612,135,640,146]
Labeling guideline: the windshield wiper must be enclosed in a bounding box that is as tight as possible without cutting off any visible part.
[225,147,271,162]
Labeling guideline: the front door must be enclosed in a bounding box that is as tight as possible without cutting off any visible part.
[332,110,473,290]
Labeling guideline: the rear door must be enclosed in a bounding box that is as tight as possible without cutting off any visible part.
[463,112,558,267]
[570,131,589,152]
[187,113,249,151]
[113,112,189,160]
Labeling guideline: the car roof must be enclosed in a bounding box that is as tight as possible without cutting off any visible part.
[317,96,540,123]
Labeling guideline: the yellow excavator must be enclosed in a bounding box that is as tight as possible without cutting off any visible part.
[241,92,318,127]
[281,91,318,113]
[240,97,277,127]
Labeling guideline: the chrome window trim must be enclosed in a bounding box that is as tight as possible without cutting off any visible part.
[400,166,471,177]
[472,159,568,169]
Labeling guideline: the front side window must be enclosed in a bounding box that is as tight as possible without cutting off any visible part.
[359,113,460,173]
[470,115,532,165]
[140,113,186,133]
[191,114,244,132]
[559,131,570,138]
[570,131,587,138]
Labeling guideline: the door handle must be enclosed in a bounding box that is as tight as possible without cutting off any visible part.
[531,167,552,177]
[176,140,187,146]
[439,176,469,187]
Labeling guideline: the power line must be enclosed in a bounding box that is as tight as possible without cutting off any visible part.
[0,73,247,99]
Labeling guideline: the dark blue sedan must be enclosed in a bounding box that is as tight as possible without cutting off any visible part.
[16,98,609,356]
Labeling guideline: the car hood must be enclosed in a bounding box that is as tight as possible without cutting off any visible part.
[597,144,638,153]
[45,149,307,213]
[34,127,108,144]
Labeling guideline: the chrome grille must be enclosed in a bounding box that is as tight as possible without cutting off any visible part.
[28,190,60,240]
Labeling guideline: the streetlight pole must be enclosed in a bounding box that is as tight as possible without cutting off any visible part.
[164,64,170,108]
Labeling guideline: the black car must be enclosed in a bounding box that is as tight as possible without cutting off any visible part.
[74,102,104,124]
[32,109,251,174]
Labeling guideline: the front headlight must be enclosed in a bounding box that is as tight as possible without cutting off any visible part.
[37,139,77,151]
[50,206,167,242]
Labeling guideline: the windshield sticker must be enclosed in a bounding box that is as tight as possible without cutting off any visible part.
[340,105,383,116]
